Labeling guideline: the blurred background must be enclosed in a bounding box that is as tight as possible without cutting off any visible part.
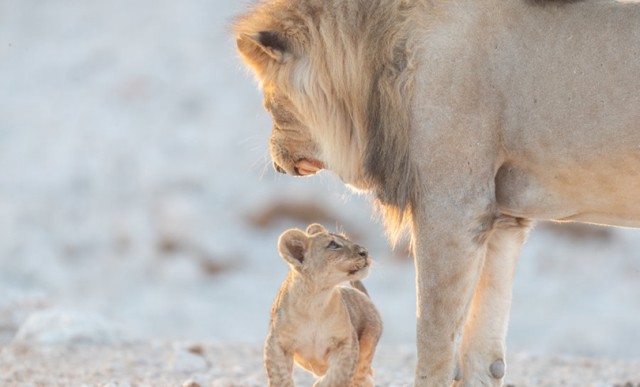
[1,0,639,358]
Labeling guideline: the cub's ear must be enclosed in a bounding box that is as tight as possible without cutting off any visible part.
[236,31,290,71]
[306,223,327,235]
[278,229,309,268]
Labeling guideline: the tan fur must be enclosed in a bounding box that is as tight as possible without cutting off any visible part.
[266,224,382,387]
[235,1,640,385]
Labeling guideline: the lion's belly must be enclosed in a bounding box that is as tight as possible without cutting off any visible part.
[488,0,640,228]
[495,162,640,228]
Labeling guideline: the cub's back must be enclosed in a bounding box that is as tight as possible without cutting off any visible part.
[338,286,383,338]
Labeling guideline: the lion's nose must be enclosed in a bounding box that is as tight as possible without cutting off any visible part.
[357,246,368,258]
[273,162,286,174]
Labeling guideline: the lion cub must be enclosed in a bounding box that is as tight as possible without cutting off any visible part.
[265,223,383,387]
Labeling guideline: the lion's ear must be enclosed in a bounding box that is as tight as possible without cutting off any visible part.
[278,229,309,268]
[306,223,327,235]
[236,31,290,74]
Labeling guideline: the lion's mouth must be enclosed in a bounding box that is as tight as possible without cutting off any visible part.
[294,159,325,176]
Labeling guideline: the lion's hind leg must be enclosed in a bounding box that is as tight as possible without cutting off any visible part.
[457,217,532,386]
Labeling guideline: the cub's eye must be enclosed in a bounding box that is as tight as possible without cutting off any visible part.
[327,241,341,250]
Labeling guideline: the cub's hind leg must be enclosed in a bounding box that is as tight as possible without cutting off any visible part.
[457,218,532,386]
[351,325,381,387]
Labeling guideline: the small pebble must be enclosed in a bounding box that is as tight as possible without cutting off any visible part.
[182,379,201,387]
[169,349,208,372]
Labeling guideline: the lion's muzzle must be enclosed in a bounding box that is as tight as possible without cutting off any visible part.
[273,161,287,174]
[294,159,324,176]
[273,158,325,176]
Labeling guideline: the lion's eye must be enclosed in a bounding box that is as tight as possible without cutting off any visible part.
[327,241,341,250]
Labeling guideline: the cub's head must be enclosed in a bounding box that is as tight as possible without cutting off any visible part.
[278,223,371,285]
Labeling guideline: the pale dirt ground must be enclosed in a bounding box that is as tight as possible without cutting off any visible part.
[2,342,640,387]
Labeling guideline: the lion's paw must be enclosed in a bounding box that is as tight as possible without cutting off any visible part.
[454,358,506,387]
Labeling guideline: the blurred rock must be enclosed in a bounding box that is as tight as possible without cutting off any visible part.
[245,200,363,239]
[181,379,201,387]
[100,382,131,387]
[186,343,205,356]
[153,194,239,277]
[13,309,132,345]
[169,347,208,372]
[0,292,50,344]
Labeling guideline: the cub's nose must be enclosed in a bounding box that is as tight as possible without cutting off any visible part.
[357,246,368,258]
[273,161,286,174]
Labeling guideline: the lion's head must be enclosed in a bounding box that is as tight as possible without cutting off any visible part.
[234,0,423,239]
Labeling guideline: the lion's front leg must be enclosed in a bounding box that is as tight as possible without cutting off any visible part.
[412,202,493,387]
[456,218,532,387]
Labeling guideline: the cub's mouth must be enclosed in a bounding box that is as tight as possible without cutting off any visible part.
[348,261,369,276]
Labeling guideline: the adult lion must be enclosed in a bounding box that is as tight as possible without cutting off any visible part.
[234,0,640,385]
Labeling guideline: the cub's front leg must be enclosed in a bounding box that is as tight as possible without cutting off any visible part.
[314,334,358,387]
[264,335,294,387]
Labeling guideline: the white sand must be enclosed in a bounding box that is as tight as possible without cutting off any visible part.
[2,341,640,387]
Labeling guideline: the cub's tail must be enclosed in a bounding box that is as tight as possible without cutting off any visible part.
[349,280,370,297]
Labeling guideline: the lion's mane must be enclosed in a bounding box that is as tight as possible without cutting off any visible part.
[234,0,425,241]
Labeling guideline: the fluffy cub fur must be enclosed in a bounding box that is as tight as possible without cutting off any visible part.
[265,224,382,387]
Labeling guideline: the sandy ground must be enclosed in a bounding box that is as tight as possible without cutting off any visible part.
[2,341,640,387]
